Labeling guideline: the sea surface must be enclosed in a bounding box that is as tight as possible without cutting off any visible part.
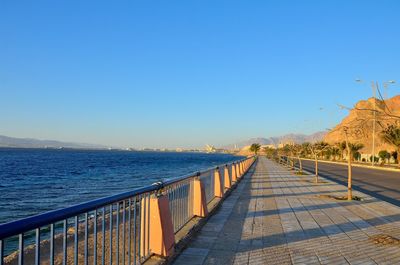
[0,148,242,225]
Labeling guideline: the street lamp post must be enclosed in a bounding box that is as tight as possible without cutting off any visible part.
[356,79,396,166]
[372,81,377,166]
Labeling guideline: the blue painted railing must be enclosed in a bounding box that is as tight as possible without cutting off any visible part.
[0,156,255,265]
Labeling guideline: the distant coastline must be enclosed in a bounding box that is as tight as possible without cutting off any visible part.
[0,134,108,149]
[0,146,231,154]
[0,135,233,153]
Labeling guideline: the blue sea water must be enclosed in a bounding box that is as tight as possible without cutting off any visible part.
[0,148,242,225]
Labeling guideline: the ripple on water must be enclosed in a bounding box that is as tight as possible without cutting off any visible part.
[0,149,242,225]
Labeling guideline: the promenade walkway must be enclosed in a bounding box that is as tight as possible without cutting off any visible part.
[172,157,400,265]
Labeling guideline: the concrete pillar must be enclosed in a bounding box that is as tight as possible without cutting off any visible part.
[214,168,223,198]
[140,195,175,257]
[224,165,231,190]
[236,163,241,178]
[231,163,237,182]
[193,179,208,217]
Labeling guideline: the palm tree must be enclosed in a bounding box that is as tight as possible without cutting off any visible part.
[378,150,389,165]
[301,142,311,158]
[335,141,346,161]
[262,146,275,158]
[380,125,400,167]
[330,146,340,161]
[347,143,364,161]
[249,143,261,155]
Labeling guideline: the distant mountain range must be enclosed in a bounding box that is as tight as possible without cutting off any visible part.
[0,135,108,149]
[224,131,326,149]
[1,131,327,150]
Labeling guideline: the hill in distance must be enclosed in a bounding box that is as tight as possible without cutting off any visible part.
[0,135,108,149]
[324,95,400,153]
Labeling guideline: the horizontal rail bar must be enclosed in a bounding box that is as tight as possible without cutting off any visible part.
[0,156,251,240]
[156,157,249,186]
[0,185,155,239]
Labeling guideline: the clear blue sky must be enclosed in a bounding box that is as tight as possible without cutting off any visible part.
[1,1,399,149]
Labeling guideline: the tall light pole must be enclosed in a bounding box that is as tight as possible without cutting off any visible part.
[356,79,396,166]
[372,81,377,166]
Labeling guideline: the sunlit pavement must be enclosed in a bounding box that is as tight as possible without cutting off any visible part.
[172,156,400,265]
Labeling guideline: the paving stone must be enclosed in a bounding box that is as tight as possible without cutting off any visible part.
[171,157,400,265]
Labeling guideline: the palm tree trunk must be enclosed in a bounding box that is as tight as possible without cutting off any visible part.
[298,156,302,173]
[344,139,352,201]
[314,155,318,183]
[347,148,352,200]
[398,148,400,168]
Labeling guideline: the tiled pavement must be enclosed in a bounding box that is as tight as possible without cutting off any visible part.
[172,157,400,265]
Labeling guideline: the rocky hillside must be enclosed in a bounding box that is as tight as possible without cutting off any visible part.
[324,95,400,153]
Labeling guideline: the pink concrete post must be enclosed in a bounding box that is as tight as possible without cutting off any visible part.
[141,195,175,257]
[231,163,237,182]
[193,179,208,217]
[214,168,223,198]
[224,165,231,190]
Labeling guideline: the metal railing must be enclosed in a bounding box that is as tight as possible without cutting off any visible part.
[166,177,193,233]
[199,170,215,204]
[0,156,256,265]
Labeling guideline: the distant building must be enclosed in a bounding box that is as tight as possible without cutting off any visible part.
[261,144,275,149]
[277,141,295,148]
[205,144,227,153]
[205,144,217,153]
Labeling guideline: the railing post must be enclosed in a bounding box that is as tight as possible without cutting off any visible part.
[236,163,241,178]
[231,163,237,182]
[224,165,231,190]
[214,167,223,198]
[141,197,148,258]
[193,178,208,217]
[140,193,175,257]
